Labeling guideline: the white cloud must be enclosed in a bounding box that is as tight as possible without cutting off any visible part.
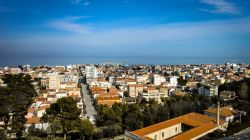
[36,17,250,48]
[71,0,82,4]
[46,16,91,34]
[2,17,250,58]
[200,0,240,15]
[84,1,90,6]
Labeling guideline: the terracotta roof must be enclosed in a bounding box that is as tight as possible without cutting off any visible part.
[109,88,121,94]
[47,94,56,98]
[144,87,157,91]
[91,86,106,94]
[125,78,136,82]
[27,108,35,113]
[63,87,81,91]
[171,122,217,140]
[47,89,56,92]
[100,91,119,96]
[115,78,123,81]
[97,98,121,106]
[41,101,52,105]
[38,105,50,111]
[98,96,120,100]
[98,78,108,82]
[204,107,237,117]
[131,112,226,140]
[65,81,78,84]
[27,117,41,124]
[39,90,48,94]
[174,90,186,96]
[128,84,147,87]
[34,97,47,102]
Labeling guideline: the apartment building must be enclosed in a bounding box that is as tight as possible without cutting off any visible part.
[47,72,61,89]
[151,74,166,86]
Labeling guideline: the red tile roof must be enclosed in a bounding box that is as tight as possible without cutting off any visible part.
[38,105,50,111]
[27,117,41,124]
[205,107,237,117]
[130,112,226,140]
[27,108,35,113]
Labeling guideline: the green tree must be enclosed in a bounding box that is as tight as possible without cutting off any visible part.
[239,82,248,99]
[42,97,82,140]
[177,76,187,86]
[0,74,37,138]
[96,105,121,127]
[80,119,94,139]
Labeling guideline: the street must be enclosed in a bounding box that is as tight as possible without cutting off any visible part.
[81,83,97,123]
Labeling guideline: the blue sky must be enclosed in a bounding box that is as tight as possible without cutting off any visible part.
[0,0,250,65]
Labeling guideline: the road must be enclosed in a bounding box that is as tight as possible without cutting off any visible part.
[81,83,97,123]
[234,127,250,136]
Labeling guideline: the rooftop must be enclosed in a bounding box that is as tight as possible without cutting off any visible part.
[129,112,226,140]
[204,107,237,117]
[26,117,41,124]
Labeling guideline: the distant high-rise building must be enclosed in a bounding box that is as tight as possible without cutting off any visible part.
[85,65,98,79]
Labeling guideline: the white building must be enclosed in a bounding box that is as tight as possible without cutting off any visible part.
[151,74,166,86]
[55,92,68,99]
[204,107,241,123]
[85,65,99,79]
[170,76,179,87]
[37,105,50,117]
[60,74,79,83]
[26,117,48,132]
[198,84,218,97]
[139,92,168,102]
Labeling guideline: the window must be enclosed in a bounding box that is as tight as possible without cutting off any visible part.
[175,127,178,132]
[162,132,164,137]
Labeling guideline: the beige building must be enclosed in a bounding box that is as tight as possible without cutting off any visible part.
[10,67,22,74]
[204,107,245,123]
[245,69,250,74]
[47,72,61,89]
[128,84,147,97]
[136,74,149,83]
[139,91,168,102]
[125,112,227,140]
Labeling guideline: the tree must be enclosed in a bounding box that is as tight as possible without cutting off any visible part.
[0,74,37,138]
[177,76,187,86]
[239,82,248,99]
[80,119,94,139]
[123,104,143,131]
[42,97,85,140]
[0,87,10,137]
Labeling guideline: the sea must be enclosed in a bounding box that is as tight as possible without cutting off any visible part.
[1,57,250,66]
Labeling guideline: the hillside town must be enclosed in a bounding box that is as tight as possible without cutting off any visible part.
[0,62,250,139]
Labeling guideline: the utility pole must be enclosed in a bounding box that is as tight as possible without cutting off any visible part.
[216,85,220,129]
[217,99,220,127]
